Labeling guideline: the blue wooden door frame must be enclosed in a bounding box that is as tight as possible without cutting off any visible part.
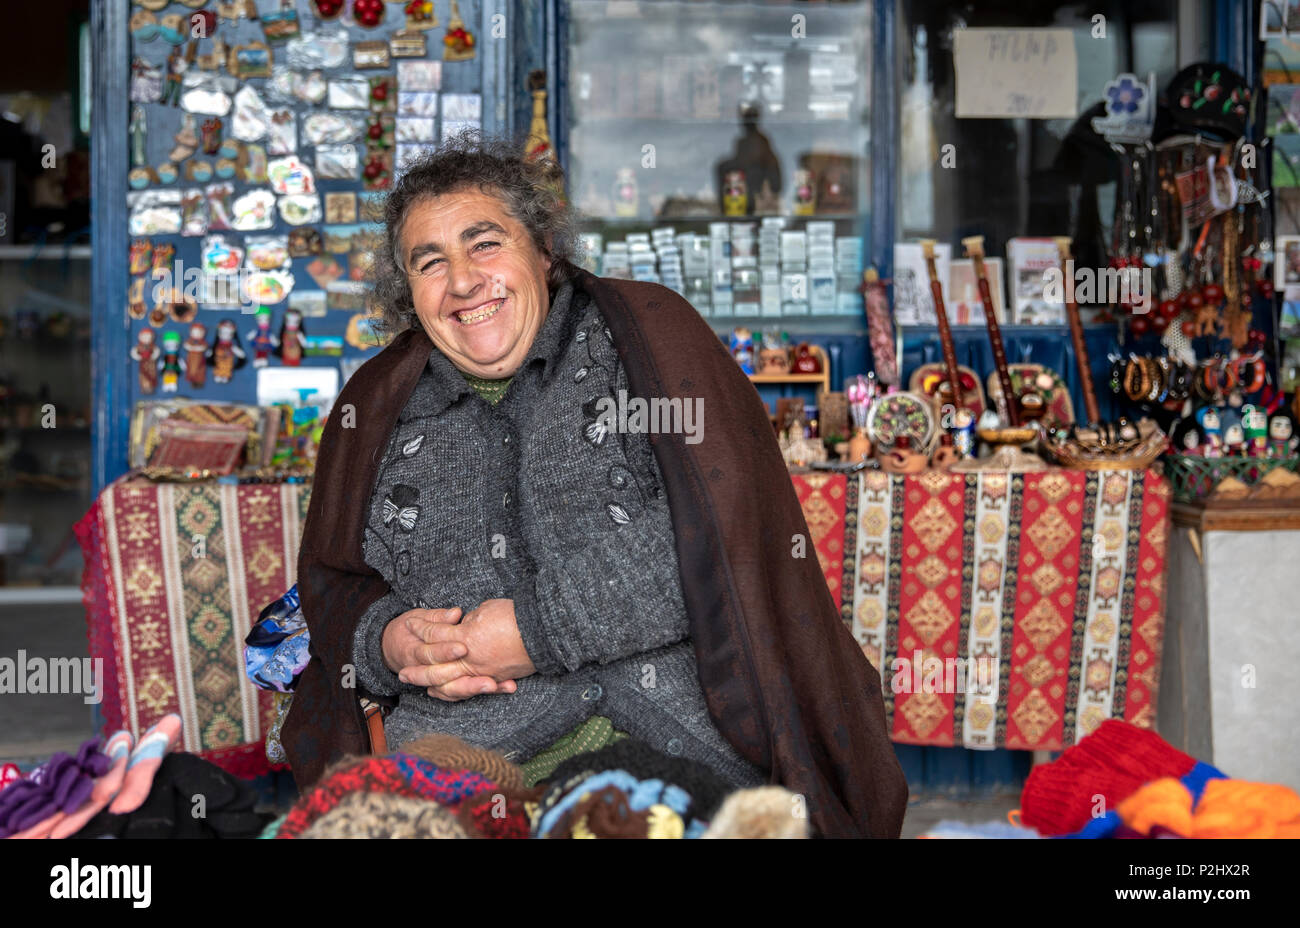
[90,0,131,494]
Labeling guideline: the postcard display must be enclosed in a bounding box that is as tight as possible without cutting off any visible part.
[121,1,486,420]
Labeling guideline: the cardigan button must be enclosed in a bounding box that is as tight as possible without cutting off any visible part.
[665,738,683,756]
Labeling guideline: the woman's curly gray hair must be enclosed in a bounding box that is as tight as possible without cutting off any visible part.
[371,131,580,336]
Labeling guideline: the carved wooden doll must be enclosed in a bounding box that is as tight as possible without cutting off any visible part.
[159,330,183,393]
[276,308,306,367]
[183,322,208,388]
[131,328,160,394]
[207,318,247,384]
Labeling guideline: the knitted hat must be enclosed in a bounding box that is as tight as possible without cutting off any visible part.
[277,754,497,839]
[701,786,810,839]
[541,739,730,824]
[302,792,468,839]
[1115,777,1300,839]
[520,715,628,788]
[455,785,541,839]
[1019,720,1197,836]
[398,733,524,792]
[550,785,656,839]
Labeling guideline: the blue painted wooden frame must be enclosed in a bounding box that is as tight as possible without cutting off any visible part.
[91,0,131,494]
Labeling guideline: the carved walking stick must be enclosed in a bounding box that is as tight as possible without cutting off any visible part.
[963,235,1020,426]
[1055,237,1101,425]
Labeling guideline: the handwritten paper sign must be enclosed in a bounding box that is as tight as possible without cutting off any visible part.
[953,28,1078,119]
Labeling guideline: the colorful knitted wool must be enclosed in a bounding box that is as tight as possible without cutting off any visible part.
[1115,777,1300,839]
[702,786,811,839]
[533,764,707,837]
[456,786,542,839]
[398,733,524,792]
[1019,720,1198,836]
[302,792,469,839]
[0,738,110,838]
[540,739,730,825]
[520,715,628,788]
[535,771,696,838]
[276,753,497,839]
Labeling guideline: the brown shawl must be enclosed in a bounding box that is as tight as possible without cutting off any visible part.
[282,269,908,838]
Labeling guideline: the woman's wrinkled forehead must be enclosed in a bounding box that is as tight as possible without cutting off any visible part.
[394,185,520,263]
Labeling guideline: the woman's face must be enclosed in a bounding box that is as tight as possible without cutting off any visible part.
[398,188,551,378]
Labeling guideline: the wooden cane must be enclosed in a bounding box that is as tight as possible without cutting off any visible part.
[1055,237,1101,425]
[920,239,964,410]
[962,235,1020,426]
[861,268,899,386]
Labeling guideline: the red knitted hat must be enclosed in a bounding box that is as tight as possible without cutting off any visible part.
[1020,720,1198,836]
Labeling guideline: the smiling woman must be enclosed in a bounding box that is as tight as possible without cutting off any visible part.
[371,131,580,341]
[396,189,555,379]
[283,133,908,837]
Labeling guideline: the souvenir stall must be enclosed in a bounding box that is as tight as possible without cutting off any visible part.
[79,0,513,777]
[37,0,1294,841]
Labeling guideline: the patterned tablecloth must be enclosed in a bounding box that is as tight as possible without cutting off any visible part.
[74,468,1170,778]
[74,478,311,778]
[791,469,1171,752]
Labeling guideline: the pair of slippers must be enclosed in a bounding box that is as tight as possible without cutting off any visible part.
[9,714,182,839]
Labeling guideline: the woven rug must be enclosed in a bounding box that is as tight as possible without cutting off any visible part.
[73,468,1169,777]
[792,468,1171,751]
[74,477,311,779]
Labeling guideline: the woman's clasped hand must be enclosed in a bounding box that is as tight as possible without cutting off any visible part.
[382,601,536,701]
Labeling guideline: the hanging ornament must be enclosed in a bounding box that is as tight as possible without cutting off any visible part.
[201,117,223,155]
[208,318,247,384]
[247,307,279,367]
[404,0,438,30]
[184,323,208,388]
[352,0,385,28]
[276,308,307,366]
[159,331,183,393]
[170,113,199,163]
[128,278,148,320]
[129,239,152,275]
[443,0,476,61]
[312,0,344,19]
[131,329,160,394]
[161,46,186,107]
[523,70,565,203]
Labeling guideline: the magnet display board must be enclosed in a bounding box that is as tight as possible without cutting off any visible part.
[116,0,488,440]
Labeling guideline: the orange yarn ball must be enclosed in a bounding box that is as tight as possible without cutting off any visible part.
[1117,778,1194,837]
[1192,780,1300,839]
